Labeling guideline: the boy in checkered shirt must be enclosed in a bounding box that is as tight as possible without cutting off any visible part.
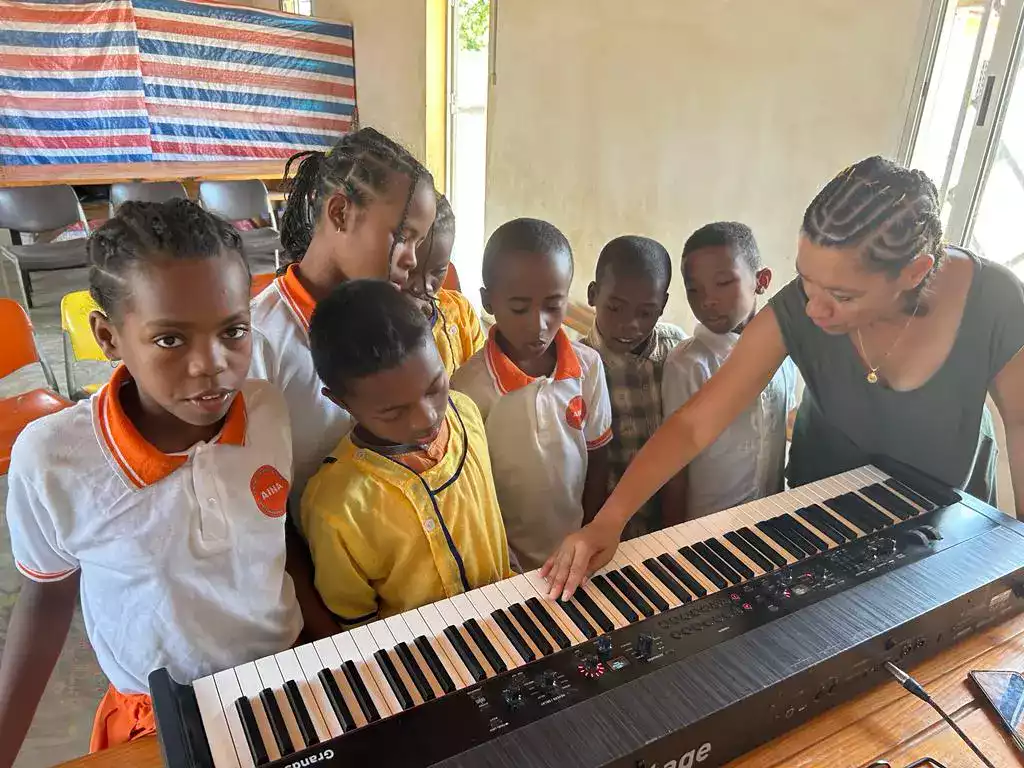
[582,236,687,539]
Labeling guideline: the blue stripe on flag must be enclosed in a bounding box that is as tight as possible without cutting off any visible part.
[0,152,154,165]
[1,75,145,93]
[133,0,353,40]
[0,115,152,132]
[0,29,138,49]
[150,121,334,147]
[137,38,354,78]
[144,84,355,116]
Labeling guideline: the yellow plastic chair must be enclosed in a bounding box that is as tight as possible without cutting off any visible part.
[60,291,109,400]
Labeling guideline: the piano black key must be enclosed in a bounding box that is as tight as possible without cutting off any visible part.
[318,668,357,732]
[395,642,436,702]
[884,478,938,511]
[679,546,729,590]
[706,538,756,578]
[509,603,554,656]
[558,598,599,638]
[861,483,918,521]
[373,650,415,710]
[444,626,487,682]
[414,635,457,694]
[764,517,815,555]
[573,587,616,632]
[735,527,787,568]
[526,597,573,650]
[808,504,858,541]
[723,531,775,573]
[831,492,890,531]
[657,553,708,597]
[342,660,381,722]
[259,687,295,756]
[464,618,508,674]
[796,506,847,545]
[777,515,825,553]
[620,565,669,612]
[592,574,641,622]
[607,570,656,617]
[492,609,537,662]
[284,679,321,746]
[756,520,807,560]
[693,541,743,584]
[235,695,270,766]
[643,557,692,602]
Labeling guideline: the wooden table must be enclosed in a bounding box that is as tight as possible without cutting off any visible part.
[56,613,1024,768]
[0,160,288,188]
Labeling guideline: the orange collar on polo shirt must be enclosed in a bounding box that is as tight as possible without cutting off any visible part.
[484,327,583,395]
[94,365,248,489]
[276,264,317,331]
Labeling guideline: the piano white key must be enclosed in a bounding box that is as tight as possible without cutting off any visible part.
[386,614,445,699]
[520,571,588,644]
[449,592,523,670]
[464,588,531,666]
[436,598,495,678]
[212,668,255,768]
[617,541,681,608]
[728,508,799,564]
[650,529,719,592]
[399,608,470,691]
[416,603,477,687]
[295,643,348,735]
[504,575,563,651]
[693,514,769,575]
[253,654,304,754]
[479,583,547,660]
[367,620,423,708]
[194,675,242,768]
[275,648,331,742]
[348,625,404,715]
[234,662,281,763]
[763,494,838,549]
[327,632,389,724]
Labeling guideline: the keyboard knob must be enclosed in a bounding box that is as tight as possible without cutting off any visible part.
[636,633,657,661]
[594,636,613,661]
[503,684,524,709]
[541,670,560,691]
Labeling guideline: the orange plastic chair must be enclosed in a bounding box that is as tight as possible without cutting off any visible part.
[442,262,462,293]
[0,299,73,474]
[251,272,275,298]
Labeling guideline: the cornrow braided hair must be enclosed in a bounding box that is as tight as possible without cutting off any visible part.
[279,127,434,269]
[88,199,247,321]
[802,156,945,314]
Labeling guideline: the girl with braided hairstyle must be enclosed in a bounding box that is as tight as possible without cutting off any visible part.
[249,128,436,637]
[543,156,1024,599]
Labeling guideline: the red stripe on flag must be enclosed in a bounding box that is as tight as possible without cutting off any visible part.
[152,139,307,159]
[0,95,147,112]
[140,60,355,99]
[0,53,142,73]
[134,15,353,59]
[145,101,350,133]
[0,133,152,150]
[0,4,134,25]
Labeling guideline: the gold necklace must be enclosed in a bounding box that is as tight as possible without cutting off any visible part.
[856,302,920,385]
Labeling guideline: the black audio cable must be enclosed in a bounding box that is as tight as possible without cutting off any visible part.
[884,662,995,768]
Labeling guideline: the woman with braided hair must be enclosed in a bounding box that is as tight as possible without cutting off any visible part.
[544,156,1024,599]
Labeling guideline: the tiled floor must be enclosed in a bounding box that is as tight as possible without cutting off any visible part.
[0,264,111,768]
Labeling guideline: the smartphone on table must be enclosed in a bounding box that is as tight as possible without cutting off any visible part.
[970,669,1024,754]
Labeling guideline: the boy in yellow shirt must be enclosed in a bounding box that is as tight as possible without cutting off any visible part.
[406,194,485,375]
[301,279,510,626]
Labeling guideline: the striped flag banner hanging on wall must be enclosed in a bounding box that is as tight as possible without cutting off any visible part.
[0,0,154,165]
[132,0,356,161]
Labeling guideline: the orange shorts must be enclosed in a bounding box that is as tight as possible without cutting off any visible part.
[89,684,157,753]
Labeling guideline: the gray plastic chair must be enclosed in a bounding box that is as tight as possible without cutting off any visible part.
[0,185,89,309]
[199,179,281,268]
[109,181,188,213]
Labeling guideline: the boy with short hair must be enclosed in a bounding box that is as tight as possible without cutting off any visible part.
[661,222,797,520]
[452,218,613,570]
[406,194,485,375]
[582,235,688,538]
[301,280,510,624]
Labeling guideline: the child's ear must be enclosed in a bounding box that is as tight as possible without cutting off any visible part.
[480,287,492,315]
[321,386,346,410]
[754,267,772,295]
[586,281,597,307]
[89,310,120,362]
[325,191,353,234]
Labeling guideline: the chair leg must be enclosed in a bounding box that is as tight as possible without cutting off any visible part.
[20,269,33,309]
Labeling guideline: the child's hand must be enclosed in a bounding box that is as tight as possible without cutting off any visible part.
[541,517,623,601]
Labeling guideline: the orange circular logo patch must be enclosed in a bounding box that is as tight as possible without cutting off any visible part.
[250,465,289,518]
[565,395,587,430]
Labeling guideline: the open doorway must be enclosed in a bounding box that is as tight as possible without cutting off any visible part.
[447,0,489,306]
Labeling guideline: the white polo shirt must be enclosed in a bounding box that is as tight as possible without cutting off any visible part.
[452,328,613,570]
[5,367,302,694]
[250,264,353,507]
[661,323,798,518]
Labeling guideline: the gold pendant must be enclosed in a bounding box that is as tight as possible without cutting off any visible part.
[866,370,879,384]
